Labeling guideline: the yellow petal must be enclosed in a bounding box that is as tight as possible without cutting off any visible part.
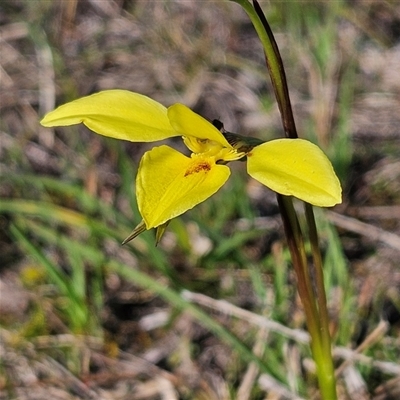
[137,145,230,228]
[167,103,232,148]
[247,139,342,207]
[40,90,178,142]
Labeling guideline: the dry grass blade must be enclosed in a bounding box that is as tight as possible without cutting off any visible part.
[327,211,400,251]
[237,320,270,400]
[0,22,29,41]
[183,291,400,376]
[342,365,369,400]
[373,376,400,400]
[130,377,178,400]
[258,374,305,400]
[182,290,310,343]
[335,320,390,378]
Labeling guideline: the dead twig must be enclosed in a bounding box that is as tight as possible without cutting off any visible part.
[327,211,400,251]
[182,291,400,376]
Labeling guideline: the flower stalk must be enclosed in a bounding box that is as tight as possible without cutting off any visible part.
[231,0,338,397]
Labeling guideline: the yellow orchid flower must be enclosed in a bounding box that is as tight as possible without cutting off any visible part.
[41,89,341,243]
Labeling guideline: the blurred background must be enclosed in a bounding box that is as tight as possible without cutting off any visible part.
[1,0,400,399]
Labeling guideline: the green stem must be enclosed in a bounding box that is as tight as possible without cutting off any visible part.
[230,0,337,398]
[305,203,336,394]
[278,196,320,334]
[230,0,297,138]
[278,193,337,400]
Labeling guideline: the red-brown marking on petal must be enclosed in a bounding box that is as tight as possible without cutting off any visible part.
[184,161,211,177]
